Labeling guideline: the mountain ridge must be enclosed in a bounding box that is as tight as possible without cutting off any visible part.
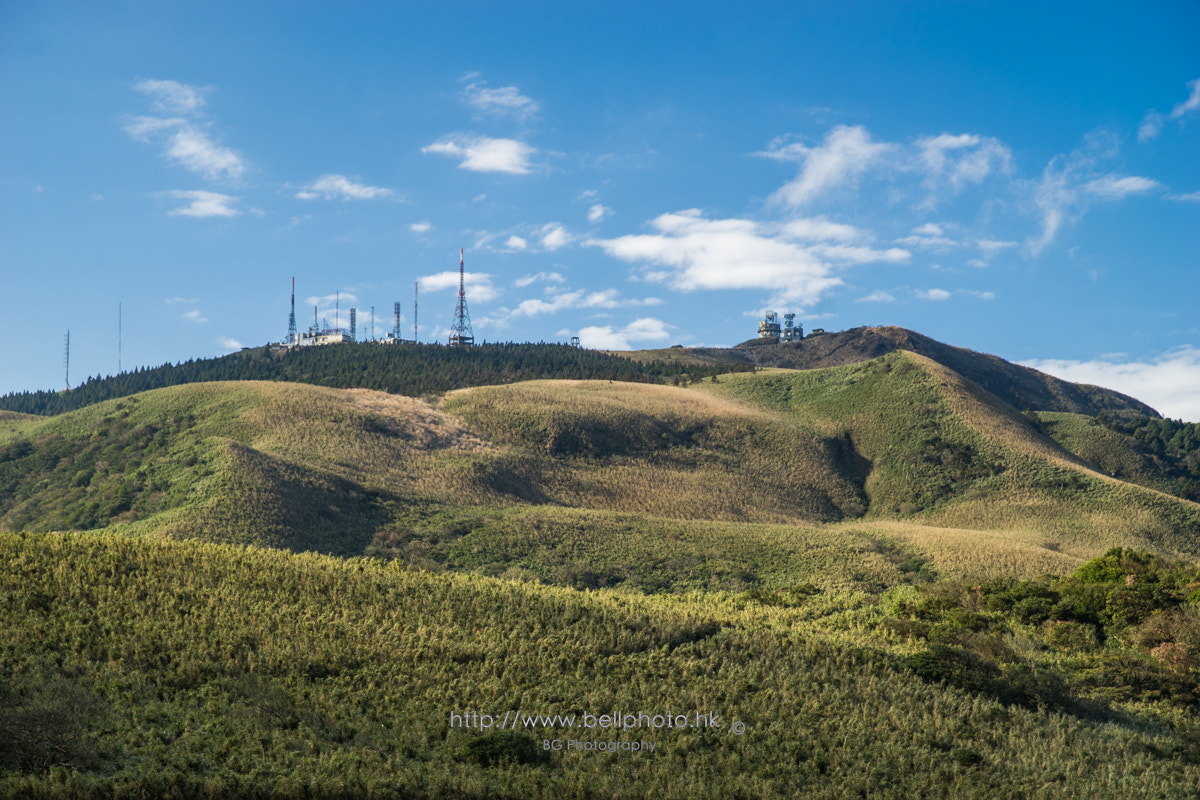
[629,326,1160,418]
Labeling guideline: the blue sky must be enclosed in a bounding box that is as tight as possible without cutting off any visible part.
[2,1,1198,418]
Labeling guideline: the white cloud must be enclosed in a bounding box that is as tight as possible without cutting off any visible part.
[588,209,847,307]
[894,224,960,249]
[779,216,864,241]
[811,244,911,263]
[505,235,528,251]
[462,81,539,120]
[419,270,500,302]
[577,189,599,201]
[1083,175,1162,199]
[483,286,660,328]
[217,337,243,350]
[126,80,245,182]
[761,125,894,207]
[916,288,951,301]
[410,221,433,233]
[1027,132,1147,255]
[165,296,199,304]
[1170,78,1200,118]
[538,223,572,250]
[976,239,1018,256]
[917,133,1012,194]
[588,203,613,223]
[514,271,563,287]
[164,128,244,180]
[422,134,536,174]
[296,174,393,201]
[967,290,995,300]
[1020,346,1200,421]
[181,309,208,323]
[1167,191,1200,203]
[1139,77,1200,141]
[163,190,240,218]
[135,79,207,114]
[1138,113,1165,143]
[304,292,360,307]
[578,317,673,350]
[124,115,188,140]
[856,290,895,303]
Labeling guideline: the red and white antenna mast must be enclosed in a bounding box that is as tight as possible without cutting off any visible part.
[448,248,474,347]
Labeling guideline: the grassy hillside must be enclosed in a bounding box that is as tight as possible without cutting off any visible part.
[440,379,868,523]
[3,352,1199,580]
[0,342,749,417]
[629,327,1159,417]
[699,354,1200,560]
[3,532,1199,798]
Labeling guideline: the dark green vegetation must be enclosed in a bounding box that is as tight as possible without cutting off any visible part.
[3,334,1200,796]
[892,548,1200,713]
[4,534,1200,798]
[0,342,751,416]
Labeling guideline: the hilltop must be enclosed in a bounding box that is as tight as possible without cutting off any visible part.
[623,326,1159,417]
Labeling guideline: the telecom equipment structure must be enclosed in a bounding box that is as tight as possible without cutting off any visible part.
[758,311,782,340]
[287,277,297,345]
[782,312,803,341]
[448,249,474,347]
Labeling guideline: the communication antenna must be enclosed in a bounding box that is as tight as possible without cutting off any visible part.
[413,281,419,343]
[64,330,70,390]
[448,248,474,347]
[370,306,375,341]
[393,301,401,339]
[288,277,297,345]
[349,308,357,341]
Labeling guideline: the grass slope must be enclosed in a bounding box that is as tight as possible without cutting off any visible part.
[631,326,1159,417]
[3,532,1199,798]
[700,352,1200,560]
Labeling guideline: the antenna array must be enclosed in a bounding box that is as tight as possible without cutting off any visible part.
[448,249,474,347]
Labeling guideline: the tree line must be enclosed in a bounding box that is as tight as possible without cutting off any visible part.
[1096,412,1200,501]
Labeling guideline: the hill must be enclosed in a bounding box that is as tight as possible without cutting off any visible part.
[626,326,1160,417]
[0,342,748,417]
[2,351,1197,582]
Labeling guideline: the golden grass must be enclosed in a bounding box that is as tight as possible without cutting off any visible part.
[441,379,866,523]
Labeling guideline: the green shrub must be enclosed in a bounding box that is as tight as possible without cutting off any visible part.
[456,731,550,767]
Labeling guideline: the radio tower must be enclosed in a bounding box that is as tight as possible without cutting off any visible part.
[448,249,474,347]
[287,277,297,345]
